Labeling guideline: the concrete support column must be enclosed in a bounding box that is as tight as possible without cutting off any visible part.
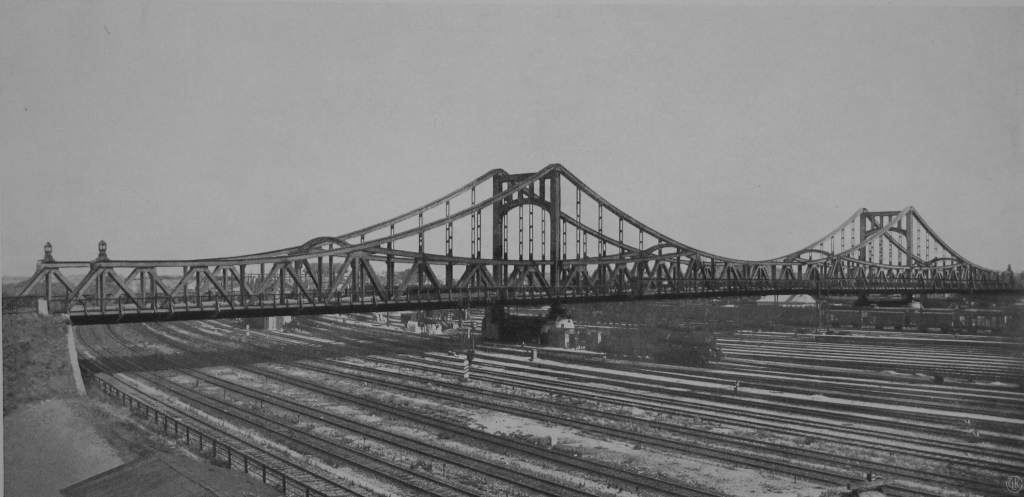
[66,321,86,396]
[483,305,504,340]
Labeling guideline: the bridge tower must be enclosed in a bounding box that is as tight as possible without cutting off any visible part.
[858,209,917,266]
[487,165,564,341]
[858,208,926,303]
[490,166,564,283]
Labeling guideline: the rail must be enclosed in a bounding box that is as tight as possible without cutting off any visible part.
[94,376,328,497]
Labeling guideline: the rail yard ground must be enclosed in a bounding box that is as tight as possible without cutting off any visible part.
[3,302,1024,497]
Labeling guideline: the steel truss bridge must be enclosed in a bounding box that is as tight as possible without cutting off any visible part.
[17,164,1020,325]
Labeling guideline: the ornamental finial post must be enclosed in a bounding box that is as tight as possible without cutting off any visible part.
[42,242,54,263]
[97,240,109,261]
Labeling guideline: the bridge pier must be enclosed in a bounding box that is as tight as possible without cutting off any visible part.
[482,305,505,341]
[245,316,288,331]
[483,305,541,342]
[483,305,575,345]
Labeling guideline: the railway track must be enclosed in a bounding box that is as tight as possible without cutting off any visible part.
[460,352,1023,441]
[293,320,1024,488]
[148,317,1019,495]
[478,345,1024,420]
[717,337,1024,380]
[732,329,1024,347]
[101,328,620,497]
[313,336,1022,437]
[75,327,369,497]
[293,317,1024,457]
[130,322,733,497]
[364,352,1022,495]
[101,322,740,497]
[308,354,1015,496]
[86,325,588,497]
[628,358,1024,402]
[715,356,1019,390]
[368,352,1024,462]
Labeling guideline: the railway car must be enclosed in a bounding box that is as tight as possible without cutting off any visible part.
[829,309,863,329]
[773,306,819,329]
[916,311,955,332]
[593,326,721,367]
[954,309,1008,333]
[869,310,909,330]
[653,329,722,366]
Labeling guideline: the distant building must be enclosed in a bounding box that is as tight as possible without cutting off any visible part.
[755,294,817,307]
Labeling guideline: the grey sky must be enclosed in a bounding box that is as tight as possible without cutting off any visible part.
[2,3,1022,276]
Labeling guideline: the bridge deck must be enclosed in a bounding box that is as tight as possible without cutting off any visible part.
[37,281,1020,325]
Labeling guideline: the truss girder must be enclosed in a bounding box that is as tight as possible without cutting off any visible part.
[17,165,1018,322]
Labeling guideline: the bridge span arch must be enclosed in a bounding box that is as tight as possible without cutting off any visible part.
[16,164,1019,324]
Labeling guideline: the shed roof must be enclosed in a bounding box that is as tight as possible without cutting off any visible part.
[60,453,280,497]
[755,294,817,306]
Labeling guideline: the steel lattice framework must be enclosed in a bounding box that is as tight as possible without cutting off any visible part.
[17,164,1019,324]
